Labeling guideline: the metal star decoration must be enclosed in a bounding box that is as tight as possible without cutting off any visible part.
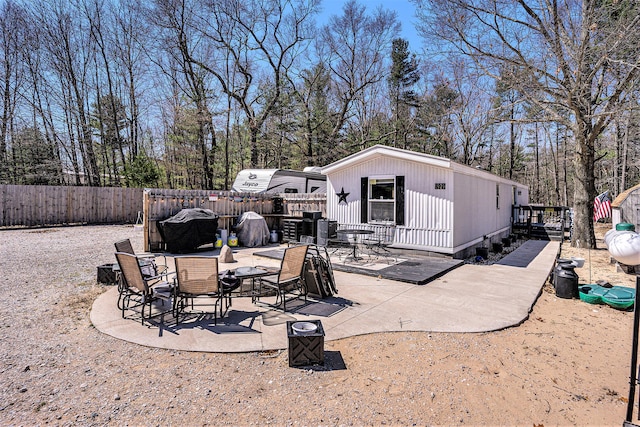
[337,187,349,204]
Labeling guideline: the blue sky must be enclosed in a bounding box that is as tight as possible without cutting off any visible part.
[316,0,422,50]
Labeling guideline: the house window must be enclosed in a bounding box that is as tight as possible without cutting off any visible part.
[369,177,395,223]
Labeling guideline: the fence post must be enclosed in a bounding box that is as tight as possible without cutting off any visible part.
[143,189,150,252]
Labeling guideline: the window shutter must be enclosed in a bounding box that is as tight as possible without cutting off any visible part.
[361,177,368,223]
[396,176,405,225]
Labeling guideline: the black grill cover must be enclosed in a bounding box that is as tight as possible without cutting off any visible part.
[158,208,219,253]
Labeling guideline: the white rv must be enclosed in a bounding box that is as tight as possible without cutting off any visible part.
[231,168,326,194]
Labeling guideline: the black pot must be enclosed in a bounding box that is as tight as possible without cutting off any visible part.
[555,264,578,298]
[476,247,489,259]
[221,272,241,291]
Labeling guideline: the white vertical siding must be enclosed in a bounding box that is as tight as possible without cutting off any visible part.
[324,145,530,255]
[452,172,524,247]
[326,156,454,249]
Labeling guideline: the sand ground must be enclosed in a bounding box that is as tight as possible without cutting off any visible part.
[0,223,636,426]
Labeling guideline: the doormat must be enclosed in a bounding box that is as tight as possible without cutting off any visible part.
[496,240,549,268]
[292,301,347,317]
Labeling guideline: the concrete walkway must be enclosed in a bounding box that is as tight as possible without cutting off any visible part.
[90,240,560,353]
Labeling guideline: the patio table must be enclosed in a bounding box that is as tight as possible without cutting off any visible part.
[224,266,277,305]
[336,229,374,261]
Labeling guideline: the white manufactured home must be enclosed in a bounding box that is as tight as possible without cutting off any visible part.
[231,168,326,194]
[321,145,529,258]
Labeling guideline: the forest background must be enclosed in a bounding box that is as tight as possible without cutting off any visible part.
[0,0,638,247]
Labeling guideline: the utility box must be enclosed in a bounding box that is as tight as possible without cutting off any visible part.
[97,264,117,285]
[317,219,337,246]
[287,320,325,367]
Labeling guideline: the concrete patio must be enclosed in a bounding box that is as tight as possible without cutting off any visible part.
[91,240,560,353]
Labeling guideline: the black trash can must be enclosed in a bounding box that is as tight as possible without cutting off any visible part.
[555,263,579,298]
[553,258,574,287]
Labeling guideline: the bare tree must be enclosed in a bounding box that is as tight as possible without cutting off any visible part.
[150,0,217,188]
[447,60,495,167]
[319,0,399,154]
[0,1,32,183]
[288,62,334,166]
[174,0,320,168]
[34,0,100,186]
[415,0,640,248]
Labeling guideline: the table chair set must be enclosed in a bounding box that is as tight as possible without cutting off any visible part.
[113,240,310,326]
[327,225,396,264]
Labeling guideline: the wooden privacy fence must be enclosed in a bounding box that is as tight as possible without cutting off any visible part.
[0,185,143,227]
[144,189,326,251]
[0,184,327,248]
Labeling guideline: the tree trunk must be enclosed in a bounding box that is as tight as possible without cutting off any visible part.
[614,118,621,195]
[553,126,560,205]
[224,94,232,190]
[571,118,596,248]
[508,119,515,180]
[0,56,10,176]
[534,123,540,202]
[621,113,630,192]
[250,124,259,168]
[562,129,568,207]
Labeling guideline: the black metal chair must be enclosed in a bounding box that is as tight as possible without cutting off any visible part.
[114,238,167,277]
[114,252,174,324]
[257,245,309,312]
[362,226,397,263]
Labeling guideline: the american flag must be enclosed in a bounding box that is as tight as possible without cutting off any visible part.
[593,191,612,222]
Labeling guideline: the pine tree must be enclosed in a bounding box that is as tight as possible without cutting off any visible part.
[388,38,420,149]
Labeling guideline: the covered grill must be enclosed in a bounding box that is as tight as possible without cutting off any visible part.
[158,208,219,253]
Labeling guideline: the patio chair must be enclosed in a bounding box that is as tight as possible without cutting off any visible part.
[325,232,352,259]
[114,238,167,277]
[257,244,309,312]
[115,252,174,324]
[173,256,224,325]
[362,226,397,263]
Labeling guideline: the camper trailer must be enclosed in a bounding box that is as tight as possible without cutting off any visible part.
[231,168,326,194]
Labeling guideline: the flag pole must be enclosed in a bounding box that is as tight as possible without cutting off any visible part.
[588,244,592,284]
